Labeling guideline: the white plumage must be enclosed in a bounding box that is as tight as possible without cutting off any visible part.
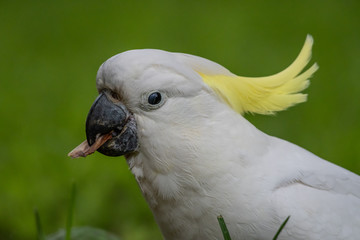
[79,36,360,239]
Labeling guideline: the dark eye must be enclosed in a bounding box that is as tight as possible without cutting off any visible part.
[148,92,162,105]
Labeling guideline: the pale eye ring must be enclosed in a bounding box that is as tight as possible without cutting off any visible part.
[140,90,167,111]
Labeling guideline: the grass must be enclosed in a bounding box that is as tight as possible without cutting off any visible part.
[217,215,231,240]
[35,183,121,240]
[34,208,45,240]
[272,216,290,240]
[36,183,291,240]
[65,183,76,240]
[217,215,291,240]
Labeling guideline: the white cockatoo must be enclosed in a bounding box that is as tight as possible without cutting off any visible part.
[70,35,360,240]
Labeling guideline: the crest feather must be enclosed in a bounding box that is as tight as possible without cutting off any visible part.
[199,35,318,115]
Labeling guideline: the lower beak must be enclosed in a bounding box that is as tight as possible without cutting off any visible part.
[85,92,138,156]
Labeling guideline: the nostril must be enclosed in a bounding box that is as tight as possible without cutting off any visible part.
[110,91,121,101]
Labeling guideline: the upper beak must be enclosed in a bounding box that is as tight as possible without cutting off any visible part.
[85,92,138,156]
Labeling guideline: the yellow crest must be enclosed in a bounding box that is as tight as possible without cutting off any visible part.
[199,35,318,115]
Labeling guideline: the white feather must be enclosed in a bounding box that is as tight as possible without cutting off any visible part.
[96,45,360,240]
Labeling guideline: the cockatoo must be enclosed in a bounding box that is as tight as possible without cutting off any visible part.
[69,35,360,240]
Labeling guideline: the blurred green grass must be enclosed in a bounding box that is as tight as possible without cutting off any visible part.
[0,0,359,239]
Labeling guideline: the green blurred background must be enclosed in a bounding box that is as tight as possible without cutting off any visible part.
[1,0,359,239]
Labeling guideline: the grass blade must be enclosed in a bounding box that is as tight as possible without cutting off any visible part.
[272,216,290,240]
[66,182,77,240]
[217,215,232,240]
[34,208,45,240]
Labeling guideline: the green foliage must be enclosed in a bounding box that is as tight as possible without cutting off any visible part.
[217,215,290,240]
[272,216,290,240]
[34,209,45,240]
[66,183,76,240]
[1,1,359,239]
[46,227,120,240]
[217,215,232,240]
[36,183,121,240]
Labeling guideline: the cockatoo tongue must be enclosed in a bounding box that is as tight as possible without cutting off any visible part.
[68,132,113,158]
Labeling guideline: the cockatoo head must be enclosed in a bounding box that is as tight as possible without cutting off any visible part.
[86,49,217,156]
[70,36,317,161]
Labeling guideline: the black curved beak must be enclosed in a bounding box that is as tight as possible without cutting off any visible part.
[85,92,138,156]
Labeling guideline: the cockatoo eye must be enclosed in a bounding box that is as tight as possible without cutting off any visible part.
[140,91,166,111]
[148,92,162,105]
